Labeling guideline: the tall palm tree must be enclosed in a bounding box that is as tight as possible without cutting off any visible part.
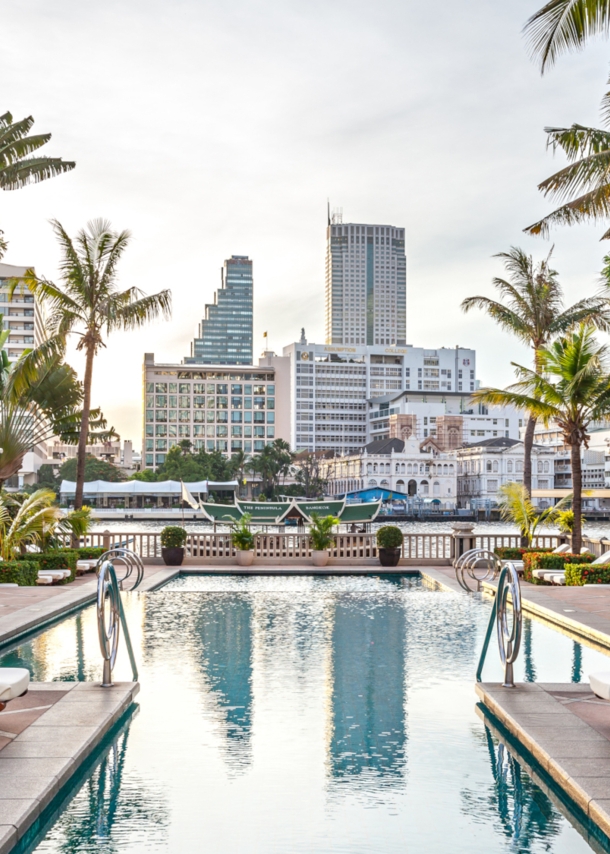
[524,0,610,73]
[17,219,171,509]
[461,246,609,494]
[0,111,74,190]
[474,324,610,551]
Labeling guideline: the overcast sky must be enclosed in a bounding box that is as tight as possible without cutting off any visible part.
[3,0,610,447]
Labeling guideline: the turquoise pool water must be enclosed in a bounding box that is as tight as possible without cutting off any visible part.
[2,575,610,853]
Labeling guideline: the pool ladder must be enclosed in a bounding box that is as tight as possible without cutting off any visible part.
[96,549,143,687]
[476,562,523,688]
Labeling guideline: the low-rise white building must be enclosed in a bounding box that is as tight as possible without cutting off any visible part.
[321,437,456,500]
[453,437,556,508]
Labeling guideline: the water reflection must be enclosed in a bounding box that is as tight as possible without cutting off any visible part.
[35,727,169,853]
[329,598,406,787]
[194,596,253,770]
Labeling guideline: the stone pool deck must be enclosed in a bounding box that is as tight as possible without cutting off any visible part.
[0,681,139,853]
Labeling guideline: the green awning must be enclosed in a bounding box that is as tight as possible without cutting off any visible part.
[339,502,382,523]
[236,500,293,523]
[200,503,243,523]
[293,500,345,522]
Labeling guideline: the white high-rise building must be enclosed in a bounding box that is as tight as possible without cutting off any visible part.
[325,212,406,346]
[0,263,43,359]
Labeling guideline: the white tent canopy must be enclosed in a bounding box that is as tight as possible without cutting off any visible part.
[59,479,238,496]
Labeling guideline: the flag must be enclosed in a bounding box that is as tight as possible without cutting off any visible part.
[181,480,199,510]
[263,331,268,338]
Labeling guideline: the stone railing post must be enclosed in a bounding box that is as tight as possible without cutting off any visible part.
[102,529,111,552]
[451,522,476,560]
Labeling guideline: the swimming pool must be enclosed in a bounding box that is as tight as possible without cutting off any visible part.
[2,575,610,853]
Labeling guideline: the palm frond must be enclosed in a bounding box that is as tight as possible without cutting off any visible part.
[524,0,610,71]
[0,156,75,191]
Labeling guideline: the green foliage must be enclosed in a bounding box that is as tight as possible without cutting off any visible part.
[497,482,570,547]
[129,468,159,482]
[523,551,594,584]
[0,560,38,585]
[59,455,125,483]
[37,464,59,491]
[74,547,105,560]
[494,547,553,560]
[293,451,328,499]
[138,445,234,483]
[249,439,294,499]
[376,525,404,549]
[309,513,339,551]
[229,513,255,551]
[555,509,584,534]
[566,563,610,586]
[0,111,75,191]
[160,526,187,548]
[0,488,61,560]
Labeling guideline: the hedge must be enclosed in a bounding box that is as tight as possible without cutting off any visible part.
[495,547,554,560]
[0,560,39,586]
[566,563,610,586]
[17,550,78,582]
[523,551,594,584]
[74,547,105,560]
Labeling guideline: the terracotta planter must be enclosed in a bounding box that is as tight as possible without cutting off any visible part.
[236,549,254,567]
[312,550,329,567]
[162,547,184,566]
[378,547,401,567]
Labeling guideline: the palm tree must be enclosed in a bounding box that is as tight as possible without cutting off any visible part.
[0,489,61,560]
[461,247,609,494]
[524,0,610,72]
[497,481,570,547]
[0,331,115,487]
[475,324,610,551]
[0,111,74,190]
[17,219,171,509]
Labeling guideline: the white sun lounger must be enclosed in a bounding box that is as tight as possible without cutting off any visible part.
[0,583,18,588]
[590,552,610,565]
[36,575,53,585]
[551,544,570,554]
[0,668,29,708]
[38,570,70,582]
[590,672,610,700]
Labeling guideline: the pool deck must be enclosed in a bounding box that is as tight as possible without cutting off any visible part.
[0,680,139,853]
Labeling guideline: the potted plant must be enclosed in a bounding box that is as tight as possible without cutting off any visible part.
[376,525,403,567]
[160,525,187,566]
[228,513,255,566]
[309,513,340,567]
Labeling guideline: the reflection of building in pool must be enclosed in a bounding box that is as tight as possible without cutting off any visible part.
[329,598,406,785]
[195,597,253,770]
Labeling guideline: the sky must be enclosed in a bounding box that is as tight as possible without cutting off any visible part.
[3,0,610,449]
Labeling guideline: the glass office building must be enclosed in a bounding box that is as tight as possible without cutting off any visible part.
[186,255,253,365]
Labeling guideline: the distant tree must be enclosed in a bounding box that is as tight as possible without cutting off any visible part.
[293,451,328,498]
[58,454,125,484]
[129,468,159,482]
[249,439,294,498]
[37,463,59,491]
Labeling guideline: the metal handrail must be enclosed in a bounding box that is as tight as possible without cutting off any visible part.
[455,548,501,592]
[97,560,138,687]
[95,548,144,591]
[476,562,522,688]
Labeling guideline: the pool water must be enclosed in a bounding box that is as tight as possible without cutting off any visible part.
[2,575,610,854]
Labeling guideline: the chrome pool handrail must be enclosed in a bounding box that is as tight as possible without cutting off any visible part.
[97,560,138,687]
[95,548,144,591]
[476,562,522,688]
[455,548,501,592]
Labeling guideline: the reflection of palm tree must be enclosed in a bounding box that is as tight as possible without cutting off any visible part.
[47,724,169,852]
[461,726,563,850]
[572,641,583,683]
[523,619,536,683]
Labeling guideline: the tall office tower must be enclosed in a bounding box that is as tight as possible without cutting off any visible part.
[0,263,44,359]
[187,255,253,365]
[324,212,406,346]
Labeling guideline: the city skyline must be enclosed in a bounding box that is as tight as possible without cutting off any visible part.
[3,0,610,444]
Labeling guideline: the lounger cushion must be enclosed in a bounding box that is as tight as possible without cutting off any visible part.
[552,544,570,554]
[0,668,29,702]
[0,583,18,588]
[36,576,53,585]
[590,672,610,700]
[591,552,610,566]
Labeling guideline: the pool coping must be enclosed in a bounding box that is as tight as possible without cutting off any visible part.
[476,681,610,841]
[0,681,139,853]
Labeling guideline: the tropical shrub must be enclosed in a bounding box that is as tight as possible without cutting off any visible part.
[309,514,340,551]
[0,489,61,560]
[75,547,105,560]
[566,564,610,586]
[17,550,78,582]
[229,513,254,551]
[494,547,553,560]
[0,560,39,585]
[523,552,594,584]
[496,482,570,548]
[376,526,404,549]
[160,526,187,548]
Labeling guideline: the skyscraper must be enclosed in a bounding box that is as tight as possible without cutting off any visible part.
[325,212,406,346]
[186,255,253,365]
